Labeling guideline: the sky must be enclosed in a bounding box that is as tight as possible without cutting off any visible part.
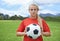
[0,0,60,17]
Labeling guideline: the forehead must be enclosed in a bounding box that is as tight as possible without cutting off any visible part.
[29,5,37,9]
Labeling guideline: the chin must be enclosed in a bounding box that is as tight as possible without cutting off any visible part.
[32,15,36,17]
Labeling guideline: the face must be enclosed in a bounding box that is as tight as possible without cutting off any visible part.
[29,5,39,17]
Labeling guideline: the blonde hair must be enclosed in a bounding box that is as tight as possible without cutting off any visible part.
[29,4,43,31]
[29,4,39,10]
[37,16,43,31]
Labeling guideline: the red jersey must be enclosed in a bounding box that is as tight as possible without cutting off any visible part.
[17,18,50,41]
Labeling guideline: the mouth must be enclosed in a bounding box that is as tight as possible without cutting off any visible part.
[32,13,35,14]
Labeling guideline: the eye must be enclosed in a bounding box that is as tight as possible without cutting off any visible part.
[29,9,37,11]
[30,9,33,11]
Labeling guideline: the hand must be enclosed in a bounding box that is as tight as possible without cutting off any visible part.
[24,27,27,35]
[24,27,27,33]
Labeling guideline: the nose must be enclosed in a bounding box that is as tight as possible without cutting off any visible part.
[32,10,35,12]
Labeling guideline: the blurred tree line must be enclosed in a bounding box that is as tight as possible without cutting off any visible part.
[0,13,60,21]
[42,16,60,22]
[0,13,28,20]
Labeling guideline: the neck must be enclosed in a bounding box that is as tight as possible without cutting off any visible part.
[30,16,37,19]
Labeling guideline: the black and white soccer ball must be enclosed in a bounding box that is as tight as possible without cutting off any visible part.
[26,24,41,39]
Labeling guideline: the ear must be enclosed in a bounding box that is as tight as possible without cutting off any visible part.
[38,9,39,11]
[37,8,39,11]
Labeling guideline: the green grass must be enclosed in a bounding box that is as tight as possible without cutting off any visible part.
[43,21,60,41]
[0,20,60,41]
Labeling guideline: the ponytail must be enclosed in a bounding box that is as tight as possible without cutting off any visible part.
[37,16,43,32]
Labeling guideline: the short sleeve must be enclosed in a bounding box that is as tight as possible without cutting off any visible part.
[17,20,25,32]
[42,19,50,32]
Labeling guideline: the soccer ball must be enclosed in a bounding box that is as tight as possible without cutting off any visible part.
[26,24,41,39]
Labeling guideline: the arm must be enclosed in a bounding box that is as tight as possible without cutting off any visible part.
[16,20,26,37]
[16,32,26,36]
[37,16,51,37]
[41,19,51,37]
[42,32,51,37]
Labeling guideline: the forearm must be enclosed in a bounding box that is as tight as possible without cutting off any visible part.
[16,32,26,36]
[42,32,51,37]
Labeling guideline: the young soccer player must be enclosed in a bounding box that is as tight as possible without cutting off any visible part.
[16,4,51,41]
